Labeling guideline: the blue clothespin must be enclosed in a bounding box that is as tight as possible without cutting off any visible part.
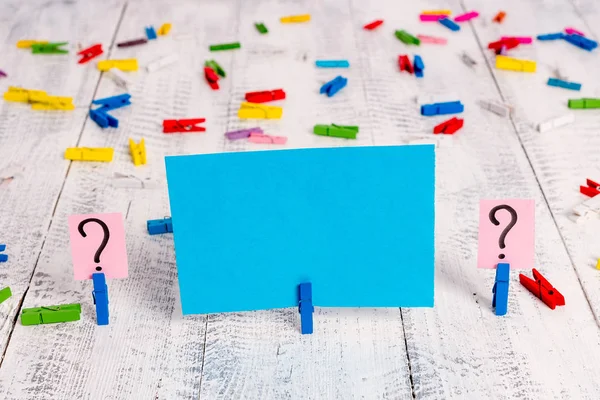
[315,60,350,68]
[439,18,460,32]
[92,272,109,325]
[146,26,157,40]
[421,101,464,116]
[147,218,173,235]
[320,76,347,97]
[492,263,510,316]
[547,78,581,91]
[92,94,132,112]
[89,109,119,128]
[0,244,7,262]
[298,282,314,334]
[537,32,565,41]
[563,34,598,51]
[413,55,424,78]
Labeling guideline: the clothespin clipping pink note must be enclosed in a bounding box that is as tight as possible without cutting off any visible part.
[68,213,129,280]
[477,199,534,269]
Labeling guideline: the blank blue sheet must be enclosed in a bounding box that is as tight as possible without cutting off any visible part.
[165,145,435,315]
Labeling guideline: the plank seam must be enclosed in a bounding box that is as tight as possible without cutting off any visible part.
[400,308,416,399]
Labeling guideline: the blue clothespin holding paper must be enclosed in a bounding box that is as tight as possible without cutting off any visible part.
[492,263,510,316]
[147,217,173,235]
[320,76,347,97]
[92,272,109,325]
[298,282,314,334]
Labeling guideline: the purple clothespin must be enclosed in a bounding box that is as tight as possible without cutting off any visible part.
[225,127,263,140]
[0,70,7,78]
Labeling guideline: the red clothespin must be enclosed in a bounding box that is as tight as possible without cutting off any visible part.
[77,44,103,64]
[244,89,286,103]
[487,37,519,52]
[398,55,413,73]
[162,118,206,133]
[519,269,565,310]
[204,67,219,90]
[433,117,464,134]
[363,20,383,30]
[580,179,600,197]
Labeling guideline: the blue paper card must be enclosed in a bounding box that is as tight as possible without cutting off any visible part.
[165,145,435,315]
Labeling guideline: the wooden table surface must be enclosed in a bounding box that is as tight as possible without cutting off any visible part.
[1,0,600,399]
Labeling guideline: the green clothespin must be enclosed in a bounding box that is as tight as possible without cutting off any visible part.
[209,42,241,52]
[314,124,359,139]
[395,30,420,46]
[255,23,268,34]
[0,287,11,304]
[205,60,226,77]
[568,98,600,109]
[31,42,68,54]
[21,303,81,326]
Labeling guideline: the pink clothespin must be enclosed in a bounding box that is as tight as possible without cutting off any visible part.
[419,14,447,22]
[500,36,533,44]
[248,133,287,145]
[565,27,585,36]
[417,35,447,44]
[454,11,479,22]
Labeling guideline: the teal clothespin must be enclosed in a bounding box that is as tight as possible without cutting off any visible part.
[31,42,68,54]
[21,303,81,325]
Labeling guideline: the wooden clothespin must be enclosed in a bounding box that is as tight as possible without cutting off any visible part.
[298,282,314,334]
[162,118,206,133]
[31,42,68,54]
[580,178,600,197]
[92,273,109,325]
[492,263,510,316]
[238,102,283,119]
[129,138,147,166]
[433,117,464,134]
[64,147,114,162]
[78,44,103,64]
[204,67,219,90]
[97,59,138,72]
[21,303,81,325]
[245,89,286,103]
[519,269,565,309]
[147,218,173,235]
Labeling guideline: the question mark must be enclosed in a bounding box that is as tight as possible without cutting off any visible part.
[78,218,110,272]
[488,205,518,260]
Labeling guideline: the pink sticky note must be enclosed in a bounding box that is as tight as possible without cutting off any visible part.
[68,213,129,280]
[477,199,534,269]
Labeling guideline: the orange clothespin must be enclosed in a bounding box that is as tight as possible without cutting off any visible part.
[204,67,219,90]
[580,179,600,197]
[493,11,506,23]
[162,118,206,133]
[519,269,565,309]
[77,44,103,64]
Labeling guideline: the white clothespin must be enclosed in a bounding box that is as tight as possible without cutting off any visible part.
[537,114,574,133]
[112,172,157,189]
[479,100,513,118]
[107,68,130,90]
[146,54,179,72]
[461,52,477,67]
[573,194,600,223]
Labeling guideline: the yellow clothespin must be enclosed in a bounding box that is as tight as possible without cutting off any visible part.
[3,87,48,103]
[495,55,536,72]
[421,10,452,15]
[280,14,311,23]
[97,59,138,72]
[238,102,283,119]
[31,96,75,111]
[129,138,147,166]
[16,40,49,49]
[158,23,172,35]
[596,258,600,270]
[65,147,114,162]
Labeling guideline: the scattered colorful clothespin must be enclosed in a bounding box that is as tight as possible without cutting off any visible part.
[565,27,585,36]
[568,98,600,109]
[493,11,506,23]
[434,117,463,134]
[21,303,81,326]
[204,67,219,90]
[580,178,600,197]
[163,118,206,133]
[117,38,148,48]
[77,44,103,64]
[564,34,598,51]
[238,102,283,119]
[537,32,565,41]
[92,94,131,112]
[157,23,172,36]
[422,9,451,15]
[519,269,564,309]
[398,55,413,73]
[419,14,447,22]
[280,14,311,23]
[315,60,350,68]
[495,55,536,72]
[479,100,512,118]
[488,38,520,52]
[92,273,109,325]
[363,20,383,30]
[129,138,146,166]
[209,42,241,51]
[16,40,48,49]
[298,282,314,334]
[107,68,130,89]
[97,59,138,72]
[31,42,68,54]
[421,101,464,116]
[547,78,581,91]
[205,60,226,77]
[417,35,447,45]
[413,55,424,78]
[597,259,600,270]
[572,192,600,223]
[501,36,532,44]
[395,30,420,45]
[319,76,347,97]
[255,22,268,34]
[537,114,574,133]
[248,133,287,145]
[31,95,75,111]
[3,87,46,103]
[90,108,118,128]
[65,147,114,162]
[147,218,173,235]
[225,127,263,140]
[147,54,178,72]
[0,287,11,303]
[492,263,510,316]
[0,244,6,262]
[454,11,478,22]
[145,26,157,40]
[439,18,460,31]
[245,89,285,103]
[313,124,359,139]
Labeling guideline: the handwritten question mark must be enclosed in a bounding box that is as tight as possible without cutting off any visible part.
[488,205,518,260]
[78,218,110,272]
